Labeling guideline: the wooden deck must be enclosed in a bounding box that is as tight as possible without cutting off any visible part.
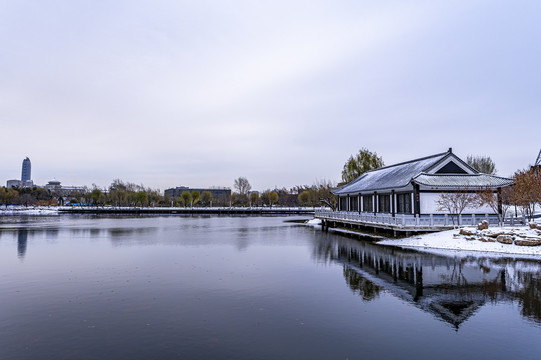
[316,209,462,235]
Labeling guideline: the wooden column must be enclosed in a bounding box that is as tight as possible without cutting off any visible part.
[413,184,420,216]
[497,187,502,215]
[391,192,395,215]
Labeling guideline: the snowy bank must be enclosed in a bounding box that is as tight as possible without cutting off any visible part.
[0,206,59,215]
[378,225,541,256]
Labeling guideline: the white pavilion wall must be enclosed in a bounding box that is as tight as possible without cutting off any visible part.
[419,193,495,214]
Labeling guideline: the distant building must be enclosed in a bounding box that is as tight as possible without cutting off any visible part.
[6,179,23,188]
[45,179,85,204]
[6,157,33,188]
[45,179,85,195]
[44,179,62,191]
[164,186,231,201]
[21,157,31,183]
[5,179,33,188]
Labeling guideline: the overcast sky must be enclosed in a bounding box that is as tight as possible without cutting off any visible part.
[1,0,540,191]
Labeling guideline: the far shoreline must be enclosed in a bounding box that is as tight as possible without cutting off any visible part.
[0,205,315,216]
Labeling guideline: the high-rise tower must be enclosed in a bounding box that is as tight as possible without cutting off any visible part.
[21,157,31,183]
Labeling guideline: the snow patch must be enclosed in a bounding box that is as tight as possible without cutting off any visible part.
[378,226,541,256]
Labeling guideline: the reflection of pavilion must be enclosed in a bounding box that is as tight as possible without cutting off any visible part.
[314,234,540,328]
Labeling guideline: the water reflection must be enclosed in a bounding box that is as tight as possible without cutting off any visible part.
[343,267,381,301]
[17,229,27,260]
[314,235,541,328]
[108,227,157,238]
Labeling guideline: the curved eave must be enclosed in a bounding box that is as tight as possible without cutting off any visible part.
[411,173,514,188]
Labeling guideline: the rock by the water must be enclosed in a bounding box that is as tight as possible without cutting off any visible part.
[496,235,514,244]
[514,238,541,246]
[528,222,541,230]
[478,220,489,230]
[459,228,475,236]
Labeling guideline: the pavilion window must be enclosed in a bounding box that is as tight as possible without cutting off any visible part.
[350,196,359,211]
[362,196,373,213]
[378,195,391,213]
[397,193,412,214]
[339,197,348,211]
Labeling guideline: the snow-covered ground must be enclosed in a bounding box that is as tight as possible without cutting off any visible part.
[306,217,541,256]
[378,225,541,256]
[0,206,59,215]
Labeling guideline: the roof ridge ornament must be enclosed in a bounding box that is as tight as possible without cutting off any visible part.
[536,148,541,166]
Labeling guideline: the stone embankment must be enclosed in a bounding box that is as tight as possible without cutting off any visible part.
[457,221,541,247]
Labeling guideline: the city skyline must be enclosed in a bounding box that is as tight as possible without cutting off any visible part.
[1,1,540,190]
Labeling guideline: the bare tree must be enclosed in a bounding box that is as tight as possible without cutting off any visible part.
[512,168,541,221]
[260,190,270,207]
[18,193,35,207]
[475,186,512,225]
[314,178,337,208]
[234,177,251,205]
[436,190,476,225]
[500,186,513,223]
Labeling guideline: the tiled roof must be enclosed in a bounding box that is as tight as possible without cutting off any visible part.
[412,173,514,188]
[332,152,449,195]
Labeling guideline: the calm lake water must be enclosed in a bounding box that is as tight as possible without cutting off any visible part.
[1,215,541,360]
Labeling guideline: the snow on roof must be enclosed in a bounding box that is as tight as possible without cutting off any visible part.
[412,173,514,188]
[332,152,449,194]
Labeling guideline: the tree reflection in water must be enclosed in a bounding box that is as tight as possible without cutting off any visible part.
[343,267,381,301]
[516,272,541,323]
[313,232,541,328]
